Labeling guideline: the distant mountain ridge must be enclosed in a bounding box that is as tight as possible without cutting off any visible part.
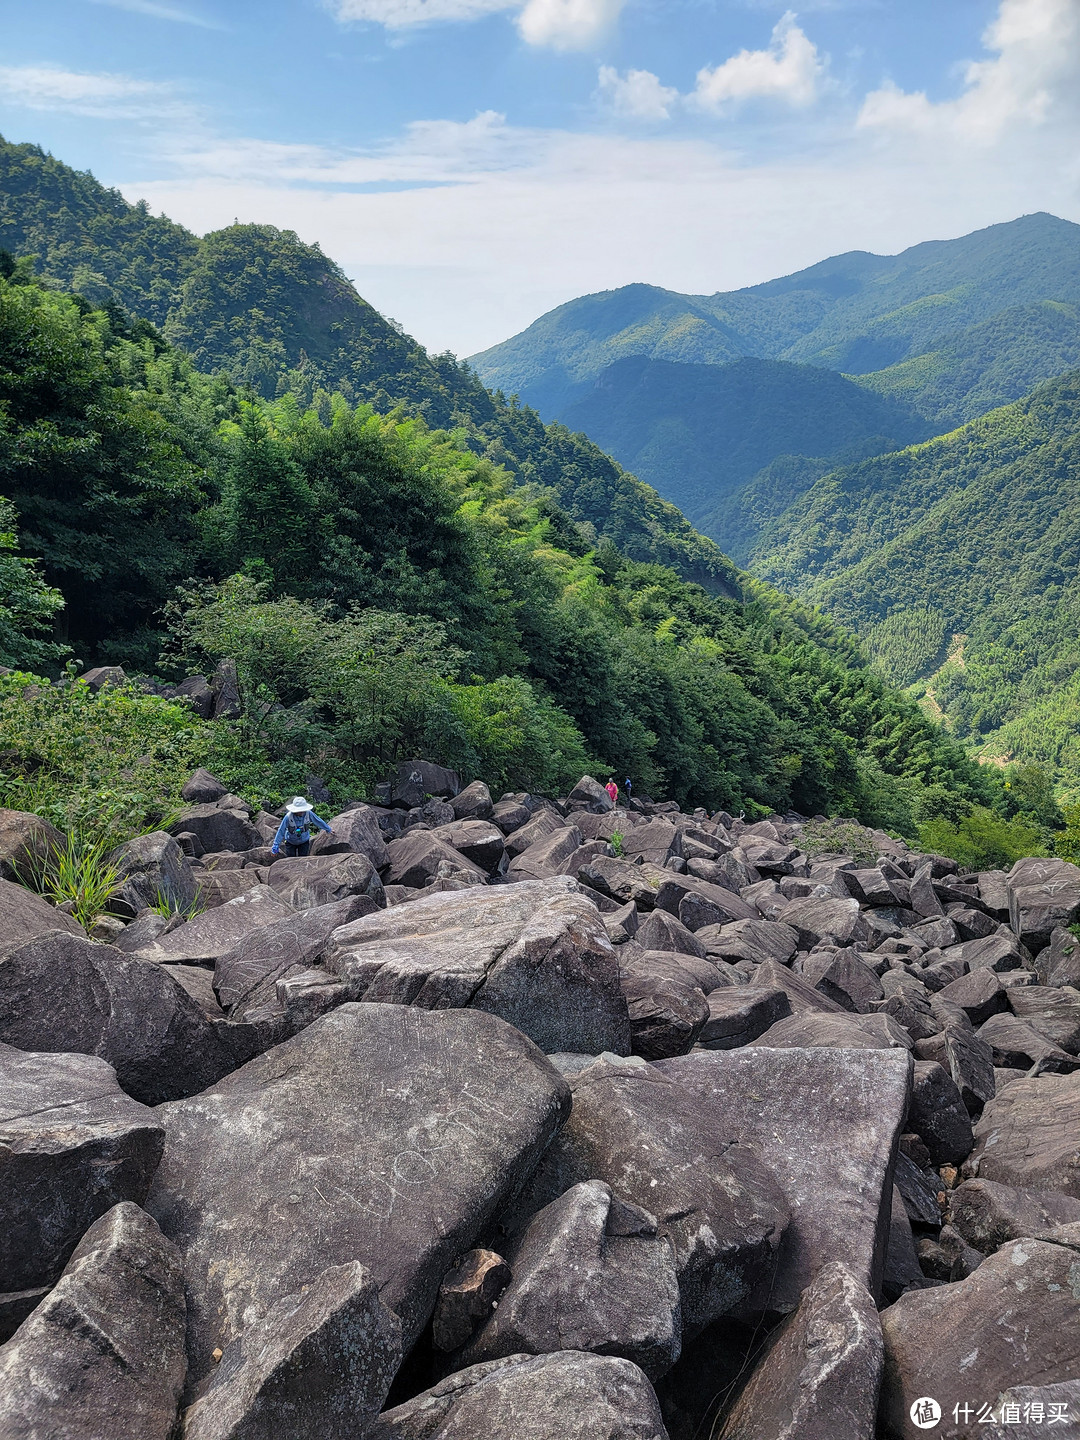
[558,354,931,524]
[470,213,1080,415]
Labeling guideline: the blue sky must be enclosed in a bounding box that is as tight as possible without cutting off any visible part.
[2,0,1079,353]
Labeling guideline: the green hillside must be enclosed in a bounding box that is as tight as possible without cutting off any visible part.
[747,370,1080,794]
[558,354,930,523]
[470,213,1080,418]
[0,134,740,594]
[854,302,1080,428]
[0,264,997,833]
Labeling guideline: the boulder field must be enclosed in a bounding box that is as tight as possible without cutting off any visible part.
[2,768,1080,1438]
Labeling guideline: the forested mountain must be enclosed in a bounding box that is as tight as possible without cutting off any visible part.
[855,302,1080,429]
[746,370,1080,794]
[0,265,996,831]
[558,355,930,524]
[470,213,1080,412]
[0,134,741,594]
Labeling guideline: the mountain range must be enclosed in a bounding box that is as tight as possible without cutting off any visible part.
[3,131,1080,806]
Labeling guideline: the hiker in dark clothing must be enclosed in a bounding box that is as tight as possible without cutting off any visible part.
[270,796,333,857]
[624,776,633,802]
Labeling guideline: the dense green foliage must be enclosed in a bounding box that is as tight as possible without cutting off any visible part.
[0,136,739,593]
[748,370,1080,797]
[0,496,68,669]
[471,213,1080,413]
[856,302,1080,428]
[0,266,999,829]
[558,354,929,525]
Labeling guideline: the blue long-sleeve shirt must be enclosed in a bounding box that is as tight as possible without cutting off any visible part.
[271,811,332,851]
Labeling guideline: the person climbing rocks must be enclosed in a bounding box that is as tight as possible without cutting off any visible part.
[605,777,619,804]
[271,796,333,858]
[624,776,633,802]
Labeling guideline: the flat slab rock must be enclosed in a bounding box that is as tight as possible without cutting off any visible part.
[880,1238,1080,1439]
[130,885,293,966]
[182,1260,401,1440]
[368,1351,671,1440]
[657,1046,912,1311]
[0,1044,164,1293]
[969,1071,1080,1197]
[508,1054,790,1338]
[326,877,630,1056]
[0,1202,186,1440]
[144,1002,570,1387]
[718,1261,883,1440]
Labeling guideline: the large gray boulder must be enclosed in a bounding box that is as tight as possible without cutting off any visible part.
[391,759,460,807]
[753,1011,911,1051]
[880,1238,1080,1439]
[369,1351,670,1440]
[0,808,63,883]
[168,804,259,855]
[698,987,791,1049]
[950,1178,1080,1253]
[459,1180,681,1380]
[130,886,293,967]
[450,780,494,822]
[326,877,630,1056]
[1,1045,163,1292]
[213,894,378,1021]
[696,918,799,967]
[266,852,384,911]
[776,896,867,950]
[0,880,85,942]
[567,775,616,812]
[1007,857,1080,950]
[311,804,389,870]
[430,819,506,874]
[1035,926,1080,987]
[578,855,664,909]
[718,1262,883,1440]
[144,1003,570,1386]
[382,831,486,888]
[508,1054,789,1338]
[0,1203,186,1440]
[969,1071,1080,1196]
[507,825,583,881]
[908,1060,974,1165]
[182,1262,401,1440]
[0,932,240,1105]
[1008,983,1080,1053]
[108,831,197,918]
[657,1047,911,1310]
[181,769,227,804]
[622,973,709,1059]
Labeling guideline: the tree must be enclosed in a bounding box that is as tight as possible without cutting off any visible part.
[216,403,316,585]
[0,497,69,669]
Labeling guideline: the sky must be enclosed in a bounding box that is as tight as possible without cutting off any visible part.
[2,0,1079,355]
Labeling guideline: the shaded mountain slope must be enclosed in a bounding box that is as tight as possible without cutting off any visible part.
[558,354,931,523]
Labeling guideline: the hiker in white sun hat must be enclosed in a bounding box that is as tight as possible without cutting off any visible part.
[270,795,333,858]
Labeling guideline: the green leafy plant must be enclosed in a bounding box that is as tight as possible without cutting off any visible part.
[610,830,625,857]
[799,818,881,868]
[919,807,1045,872]
[35,834,121,931]
[149,888,204,922]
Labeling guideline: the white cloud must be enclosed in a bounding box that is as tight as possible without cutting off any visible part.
[0,65,188,120]
[596,65,678,120]
[330,0,514,25]
[87,0,224,28]
[516,0,624,50]
[329,0,623,48]
[691,11,825,112]
[859,0,1080,142]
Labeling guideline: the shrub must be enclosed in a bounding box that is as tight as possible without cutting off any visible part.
[919,806,1045,872]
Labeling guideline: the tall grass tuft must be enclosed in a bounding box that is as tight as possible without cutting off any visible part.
[19,834,123,932]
